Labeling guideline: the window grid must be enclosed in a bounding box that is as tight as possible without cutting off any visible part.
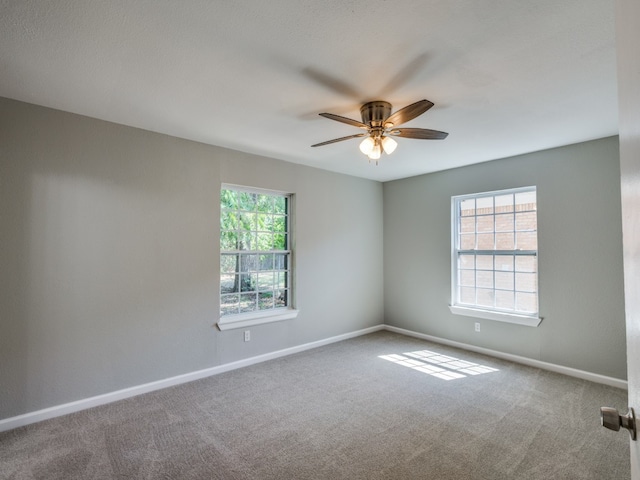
[220,188,291,317]
[453,187,538,316]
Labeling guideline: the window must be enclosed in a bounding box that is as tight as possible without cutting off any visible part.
[450,187,541,326]
[218,185,297,330]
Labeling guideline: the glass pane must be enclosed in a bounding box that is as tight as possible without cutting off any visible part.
[515,191,536,210]
[460,270,475,287]
[495,255,514,271]
[259,254,274,271]
[238,192,257,212]
[515,212,537,231]
[459,287,475,304]
[257,272,275,290]
[477,233,494,249]
[239,212,256,231]
[496,232,514,250]
[515,256,536,272]
[220,231,238,251]
[240,273,257,292]
[272,215,286,233]
[516,292,537,313]
[273,233,286,250]
[477,288,494,307]
[460,234,475,249]
[220,295,239,316]
[220,189,238,210]
[460,216,475,233]
[220,254,238,274]
[258,291,274,310]
[276,271,287,289]
[257,232,273,251]
[476,271,494,288]
[239,254,257,272]
[516,231,537,250]
[274,196,287,214]
[460,198,475,216]
[238,231,255,250]
[239,292,257,313]
[495,290,515,310]
[516,272,537,293]
[275,289,288,307]
[476,215,494,233]
[459,254,475,269]
[256,194,273,212]
[275,254,288,270]
[220,210,238,231]
[257,213,271,231]
[476,196,493,214]
[476,255,493,270]
[220,274,238,294]
[494,194,514,213]
[495,271,514,290]
[495,214,514,232]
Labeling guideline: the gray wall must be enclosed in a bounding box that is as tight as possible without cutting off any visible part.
[0,97,384,420]
[383,137,627,379]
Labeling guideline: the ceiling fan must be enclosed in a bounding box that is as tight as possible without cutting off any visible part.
[311,99,448,164]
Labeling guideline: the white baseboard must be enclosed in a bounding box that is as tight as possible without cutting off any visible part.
[383,325,628,390]
[0,323,626,432]
[0,324,385,433]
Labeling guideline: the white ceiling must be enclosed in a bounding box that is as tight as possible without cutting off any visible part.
[0,0,618,182]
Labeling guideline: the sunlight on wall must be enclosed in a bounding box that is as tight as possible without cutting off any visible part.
[379,349,499,381]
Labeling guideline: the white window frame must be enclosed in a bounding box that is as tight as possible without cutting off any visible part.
[449,186,542,327]
[217,184,298,331]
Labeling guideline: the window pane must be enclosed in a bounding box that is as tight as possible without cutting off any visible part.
[220,294,239,316]
[476,255,493,270]
[240,273,256,292]
[460,270,475,287]
[238,231,255,250]
[220,210,238,231]
[273,233,286,250]
[276,271,287,289]
[238,192,257,211]
[495,214,514,232]
[495,290,515,310]
[257,213,271,231]
[476,271,493,288]
[256,194,273,212]
[459,254,475,269]
[221,254,238,274]
[476,215,493,233]
[495,271,514,290]
[516,231,537,250]
[258,291,274,310]
[476,196,493,214]
[515,191,536,209]
[460,199,475,216]
[259,254,274,270]
[459,287,475,304]
[221,274,237,293]
[257,232,273,251]
[515,256,536,272]
[274,196,286,214]
[460,234,475,249]
[494,194,514,213]
[272,215,286,233]
[257,272,275,290]
[496,232,514,250]
[460,216,475,233]
[275,290,287,307]
[239,212,256,231]
[516,272,537,293]
[221,190,238,210]
[477,233,494,249]
[220,232,238,250]
[275,254,288,270]
[239,293,257,313]
[495,255,514,271]
[477,288,494,307]
[239,254,257,272]
[516,292,537,313]
[515,212,537,231]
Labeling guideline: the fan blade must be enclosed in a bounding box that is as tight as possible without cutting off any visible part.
[390,128,448,140]
[384,99,434,127]
[319,112,368,129]
[311,133,367,147]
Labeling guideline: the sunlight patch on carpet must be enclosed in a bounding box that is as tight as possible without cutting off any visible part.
[379,350,499,381]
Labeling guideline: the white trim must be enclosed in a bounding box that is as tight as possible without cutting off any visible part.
[0,324,384,433]
[384,325,627,390]
[217,308,299,330]
[449,305,542,327]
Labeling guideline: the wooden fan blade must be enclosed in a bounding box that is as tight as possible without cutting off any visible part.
[319,112,368,129]
[384,99,434,127]
[390,128,448,140]
[311,133,367,147]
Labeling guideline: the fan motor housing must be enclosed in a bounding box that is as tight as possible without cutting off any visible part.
[360,101,392,127]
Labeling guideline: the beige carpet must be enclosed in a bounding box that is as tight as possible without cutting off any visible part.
[0,331,630,479]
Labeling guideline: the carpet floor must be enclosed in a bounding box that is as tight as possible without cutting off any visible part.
[0,331,631,479]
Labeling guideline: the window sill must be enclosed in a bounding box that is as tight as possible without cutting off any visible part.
[449,305,542,327]
[216,308,299,331]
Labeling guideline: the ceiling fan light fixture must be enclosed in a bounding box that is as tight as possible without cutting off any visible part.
[368,141,382,160]
[381,136,397,155]
[359,136,375,154]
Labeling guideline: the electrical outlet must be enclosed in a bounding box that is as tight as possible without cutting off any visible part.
[244,330,250,342]
[475,322,481,332]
